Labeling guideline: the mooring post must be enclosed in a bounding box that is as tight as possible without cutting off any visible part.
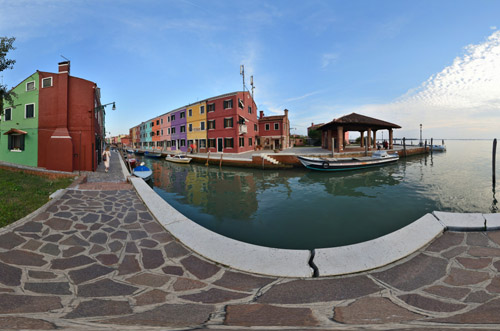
[219,152,223,168]
[403,137,407,158]
[332,138,335,157]
[493,138,497,189]
[206,151,210,166]
[425,139,428,153]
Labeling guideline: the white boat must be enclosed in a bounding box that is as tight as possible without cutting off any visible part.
[298,150,399,171]
[132,163,152,180]
[430,145,446,152]
[165,154,192,164]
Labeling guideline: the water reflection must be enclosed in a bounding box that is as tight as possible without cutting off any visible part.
[137,141,496,249]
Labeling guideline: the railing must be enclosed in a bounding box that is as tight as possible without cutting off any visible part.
[239,124,247,135]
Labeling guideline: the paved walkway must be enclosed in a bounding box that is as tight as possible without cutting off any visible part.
[1,152,500,329]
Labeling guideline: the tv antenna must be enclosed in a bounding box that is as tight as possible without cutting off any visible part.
[250,75,255,99]
[240,65,245,92]
[60,55,70,62]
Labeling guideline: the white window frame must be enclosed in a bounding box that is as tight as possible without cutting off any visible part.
[200,105,205,114]
[224,117,233,128]
[26,81,35,91]
[265,123,270,131]
[274,123,279,130]
[223,99,233,109]
[42,77,53,88]
[25,103,36,119]
[188,123,192,132]
[180,112,185,119]
[180,125,186,133]
[200,121,205,131]
[4,107,12,121]
[188,109,192,117]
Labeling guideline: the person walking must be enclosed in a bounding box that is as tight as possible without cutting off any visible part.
[102,146,111,173]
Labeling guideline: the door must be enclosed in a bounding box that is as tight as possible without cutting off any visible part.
[217,138,223,152]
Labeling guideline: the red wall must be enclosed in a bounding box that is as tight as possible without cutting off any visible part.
[38,71,97,172]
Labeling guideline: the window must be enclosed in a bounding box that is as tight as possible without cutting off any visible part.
[224,117,233,128]
[208,120,215,130]
[248,106,252,114]
[274,123,279,130]
[168,116,171,122]
[180,140,186,147]
[171,140,176,147]
[156,130,160,136]
[188,109,192,117]
[207,103,215,112]
[224,138,234,148]
[223,99,233,109]
[171,114,175,121]
[171,127,176,134]
[168,128,171,135]
[188,124,192,132]
[151,122,154,127]
[4,108,12,121]
[200,121,205,130]
[199,139,206,148]
[161,129,163,135]
[8,134,25,151]
[26,81,35,91]
[167,141,171,147]
[156,120,159,125]
[161,118,163,124]
[239,137,244,147]
[25,104,35,118]
[180,112,185,119]
[151,132,154,137]
[254,124,258,131]
[208,139,216,148]
[265,123,270,131]
[249,137,253,146]
[200,106,205,114]
[42,77,53,88]
[238,98,244,109]
[180,125,186,133]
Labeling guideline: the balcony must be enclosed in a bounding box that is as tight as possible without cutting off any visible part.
[239,124,248,135]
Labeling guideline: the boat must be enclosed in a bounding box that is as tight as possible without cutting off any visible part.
[134,150,145,155]
[297,150,399,171]
[165,154,192,164]
[145,151,162,158]
[132,163,152,181]
[430,145,446,152]
[126,149,135,154]
[127,158,137,168]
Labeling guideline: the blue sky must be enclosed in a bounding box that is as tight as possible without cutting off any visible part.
[1,0,499,139]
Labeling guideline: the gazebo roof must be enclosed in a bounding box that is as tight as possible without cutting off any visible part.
[319,113,401,131]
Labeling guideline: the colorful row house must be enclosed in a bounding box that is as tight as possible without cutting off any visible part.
[130,91,284,154]
[0,61,106,172]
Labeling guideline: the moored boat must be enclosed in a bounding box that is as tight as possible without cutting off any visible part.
[145,151,162,158]
[165,154,192,164]
[298,150,399,171]
[430,144,446,152]
[134,150,145,155]
[127,158,137,168]
[132,163,152,181]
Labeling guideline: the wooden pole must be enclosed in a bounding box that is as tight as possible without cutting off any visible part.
[331,138,335,157]
[403,137,407,158]
[206,151,210,166]
[219,153,223,168]
[430,138,433,153]
[425,139,428,153]
[493,138,497,190]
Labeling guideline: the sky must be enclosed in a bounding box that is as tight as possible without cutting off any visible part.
[1,0,499,139]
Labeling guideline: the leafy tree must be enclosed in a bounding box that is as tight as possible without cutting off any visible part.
[308,128,321,140]
[0,37,16,116]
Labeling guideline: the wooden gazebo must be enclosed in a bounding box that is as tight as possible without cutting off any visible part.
[318,113,401,152]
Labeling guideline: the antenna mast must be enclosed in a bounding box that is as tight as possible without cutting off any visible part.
[250,75,255,99]
[240,65,245,92]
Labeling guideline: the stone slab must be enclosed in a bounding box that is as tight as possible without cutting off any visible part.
[130,177,312,277]
[484,213,500,230]
[433,211,485,230]
[314,213,444,276]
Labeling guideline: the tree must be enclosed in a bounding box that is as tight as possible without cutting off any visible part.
[0,37,16,116]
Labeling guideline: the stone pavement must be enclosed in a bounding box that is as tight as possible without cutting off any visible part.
[1,152,500,329]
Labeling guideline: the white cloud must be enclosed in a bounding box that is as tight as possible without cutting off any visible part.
[348,30,500,139]
[491,26,498,30]
[321,52,339,68]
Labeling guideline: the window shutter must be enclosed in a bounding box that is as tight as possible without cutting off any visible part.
[20,135,25,151]
[8,135,12,150]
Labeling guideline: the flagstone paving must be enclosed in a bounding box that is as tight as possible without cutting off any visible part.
[1,152,500,329]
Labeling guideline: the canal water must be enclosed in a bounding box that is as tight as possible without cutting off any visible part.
[136,140,497,249]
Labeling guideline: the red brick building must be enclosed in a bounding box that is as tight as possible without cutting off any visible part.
[206,91,258,153]
[257,109,290,150]
[37,61,105,172]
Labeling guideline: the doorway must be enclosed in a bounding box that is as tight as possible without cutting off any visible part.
[217,138,223,152]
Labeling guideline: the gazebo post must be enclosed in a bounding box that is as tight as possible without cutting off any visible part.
[360,131,364,147]
[337,126,344,152]
[367,128,372,150]
[373,130,377,149]
[389,129,393,149]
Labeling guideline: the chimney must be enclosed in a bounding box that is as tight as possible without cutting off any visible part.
[259,110,264,119]
[58,61,70,74]
[284,109,288,117]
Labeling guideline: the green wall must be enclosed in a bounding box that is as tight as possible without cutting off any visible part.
[0,72,39,167]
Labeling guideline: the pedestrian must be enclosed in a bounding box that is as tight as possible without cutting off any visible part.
[102,146,111,173]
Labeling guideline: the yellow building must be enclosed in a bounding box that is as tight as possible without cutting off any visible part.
[186,101,207,152]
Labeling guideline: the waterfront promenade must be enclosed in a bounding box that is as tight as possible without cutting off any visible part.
[1,152,500,329]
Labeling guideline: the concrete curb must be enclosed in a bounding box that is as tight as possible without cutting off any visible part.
[314,213,445,276]
[129,176,313,278]
[433,211,486,230]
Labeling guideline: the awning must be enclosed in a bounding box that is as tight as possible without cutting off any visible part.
[3,128,27,135]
